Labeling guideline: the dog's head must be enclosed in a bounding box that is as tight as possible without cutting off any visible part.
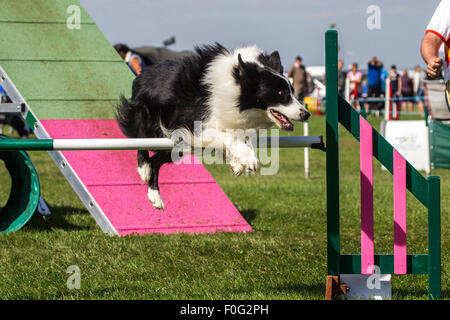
[233,51,310,131]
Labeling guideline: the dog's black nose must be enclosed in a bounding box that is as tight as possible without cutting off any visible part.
[301,109,311,121]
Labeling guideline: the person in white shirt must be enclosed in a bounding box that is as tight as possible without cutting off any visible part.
[421,0,450,109]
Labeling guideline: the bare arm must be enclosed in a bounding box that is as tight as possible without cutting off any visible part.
[129,57,143,75]
[420,32,444,79]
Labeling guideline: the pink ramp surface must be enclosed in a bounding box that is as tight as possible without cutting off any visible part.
[41,119,252,236]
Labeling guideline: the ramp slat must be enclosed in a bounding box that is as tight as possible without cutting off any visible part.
[0,61,132,104]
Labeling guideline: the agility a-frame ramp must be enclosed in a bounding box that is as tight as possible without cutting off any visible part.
[325,30,441,300]
[0,0,252,235]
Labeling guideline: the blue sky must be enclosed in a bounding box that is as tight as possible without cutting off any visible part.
[79,0,441,70]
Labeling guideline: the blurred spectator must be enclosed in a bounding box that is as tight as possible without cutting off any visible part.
[413,65,425,116]
[367,57,382,112]
[288,56,308,101]
[389,65,402,116]
[361,79,370,114]
[401,69,414,113]
[346,62,362,101]
[337,59,346,96]
[306,72,314,95]
[380,63,389,96]
[114,43,147,76]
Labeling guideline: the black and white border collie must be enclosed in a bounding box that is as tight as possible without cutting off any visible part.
[116,43,310,210]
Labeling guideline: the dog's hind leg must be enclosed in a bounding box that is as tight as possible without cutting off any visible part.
[147,151,173,210]
[137,150,151,183]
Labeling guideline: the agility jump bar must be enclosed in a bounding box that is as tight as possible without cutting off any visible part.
[0,136,325,151]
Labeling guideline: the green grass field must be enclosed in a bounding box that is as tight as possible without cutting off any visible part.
[0,114,448,300]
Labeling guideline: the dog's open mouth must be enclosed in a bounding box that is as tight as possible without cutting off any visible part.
[269,109,294,131]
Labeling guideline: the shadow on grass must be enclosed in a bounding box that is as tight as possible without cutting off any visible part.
[23,206,93,232]
[69,282,326,300]
[239,209,258,226]
[267,282,324,298]
[226,282,324,299]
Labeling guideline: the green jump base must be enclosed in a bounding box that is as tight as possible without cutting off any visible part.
[0,135,40,233]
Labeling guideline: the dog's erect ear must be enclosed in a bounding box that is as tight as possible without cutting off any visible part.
[237,53,247,76]
[269,51,283,73]
[269,50,280,62]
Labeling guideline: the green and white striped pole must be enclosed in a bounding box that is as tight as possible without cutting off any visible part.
[0,136,325,151]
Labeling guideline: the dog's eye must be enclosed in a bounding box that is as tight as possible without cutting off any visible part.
[278,90,285,96]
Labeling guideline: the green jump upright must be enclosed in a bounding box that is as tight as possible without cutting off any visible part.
[325,30,441,300]
[325,30,340,278]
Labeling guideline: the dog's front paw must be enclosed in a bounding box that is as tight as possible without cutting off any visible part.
[239,149,259,173]
[147,188,165,210]
[230,157,245,176]
[137,163,151,183]
[230,150,259,176]
[243,156,258,173]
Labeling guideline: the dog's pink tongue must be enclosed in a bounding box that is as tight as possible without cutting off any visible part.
[275,112,294,131]
[283,122,294,131]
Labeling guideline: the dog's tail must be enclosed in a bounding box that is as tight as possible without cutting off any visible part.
[115,95,144,138]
